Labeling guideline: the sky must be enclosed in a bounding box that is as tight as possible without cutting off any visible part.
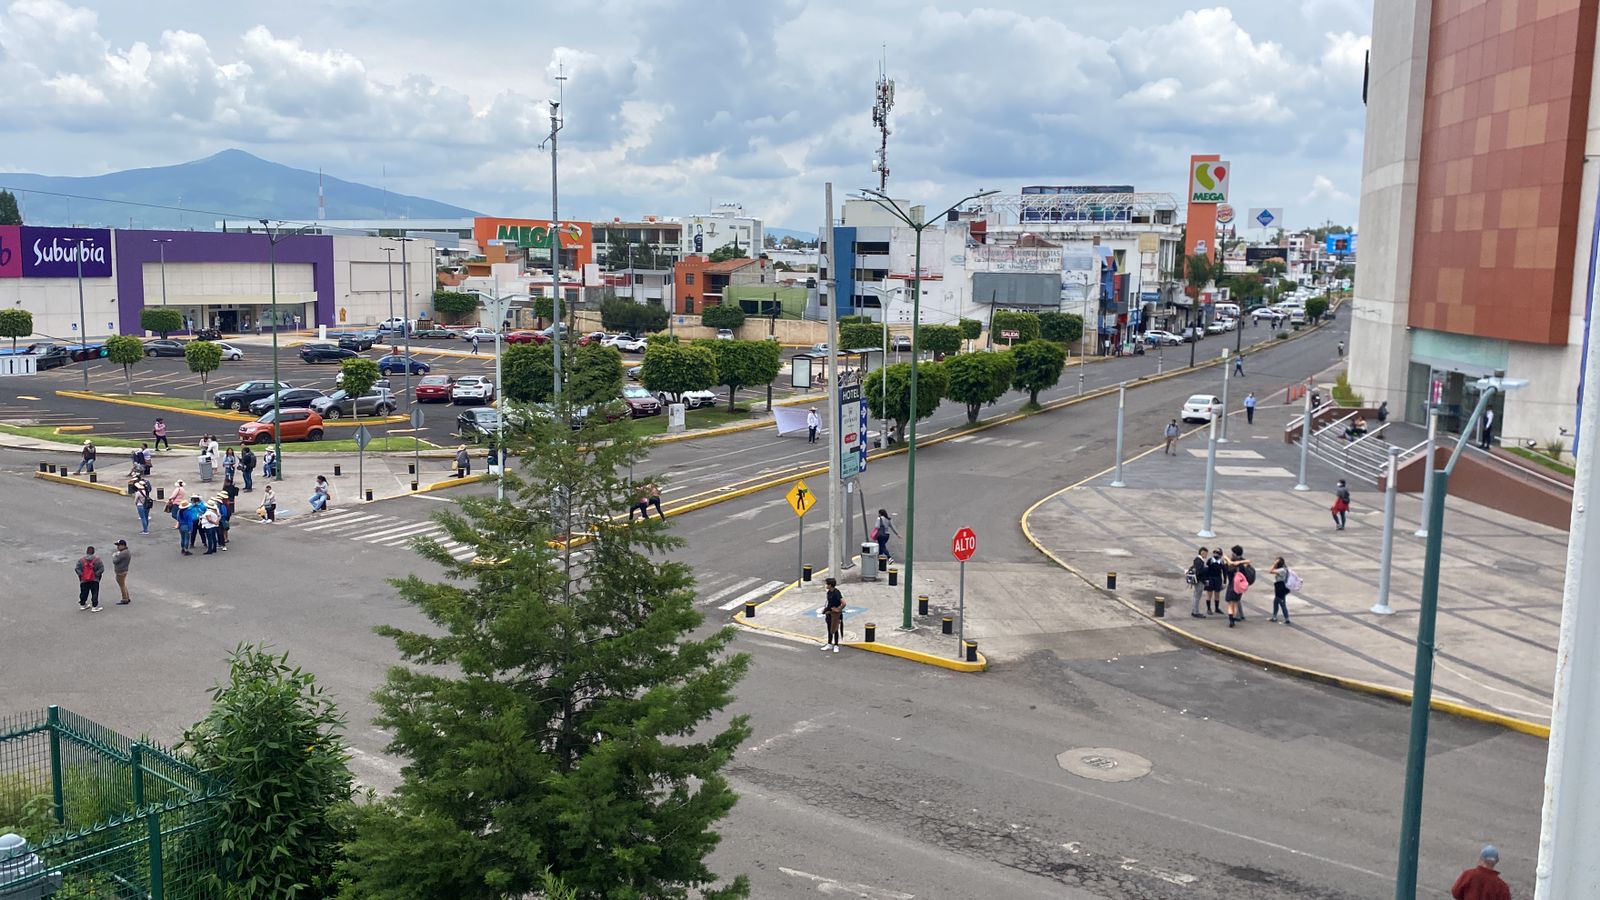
[0,0,1371,232]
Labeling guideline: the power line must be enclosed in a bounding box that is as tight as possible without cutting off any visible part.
[0,183,380,235]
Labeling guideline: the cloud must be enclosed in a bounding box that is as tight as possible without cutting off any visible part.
[1301,173,1354,205]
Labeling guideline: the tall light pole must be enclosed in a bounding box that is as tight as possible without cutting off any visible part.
[152,238,172,309]
[75,253,89,391]
[261,220,315,478]
[381,246,397,328]
[471,289,514,502]
[858,187,997,629]
[1392,374,1526,900]
[541,92,565,407]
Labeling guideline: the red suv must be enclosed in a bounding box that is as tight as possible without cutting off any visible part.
[415,374,455,403]
[238,409,325,444]
[504,331,545,345]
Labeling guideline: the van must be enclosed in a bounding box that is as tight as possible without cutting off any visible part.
[1214,303,1240,319]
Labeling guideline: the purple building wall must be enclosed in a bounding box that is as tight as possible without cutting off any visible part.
[113,229,335,334]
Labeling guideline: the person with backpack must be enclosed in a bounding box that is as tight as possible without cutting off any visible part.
[1269,557,1295,624]
[1222,545,1254,627]
[1187,545,1210,618]
[132,480,152,535]
[873,509,900,563]
[74,547,104,612]
[1204,548,1225,616]
[1331,479,1352,530]
[1163,420,1180,455]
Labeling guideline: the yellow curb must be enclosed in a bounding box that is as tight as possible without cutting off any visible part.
[731,564,989,672]
[1017,445,1551,739]
[649,416,773,445]
[33,470,129,495]
[411,473,490,494]
[55,424,93,433]
[56,390,250,422]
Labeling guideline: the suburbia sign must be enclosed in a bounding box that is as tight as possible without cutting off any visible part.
[0,226,114,278]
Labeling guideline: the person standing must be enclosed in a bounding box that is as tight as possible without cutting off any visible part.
[111,539,132,604]
[455,445,471,478]
[1480,407,1495,450]
[207,434,220,460]
[1188,545,1209,618]
[200,502,221,554]
[1222,545,1253,627]
[873,509,900,563]
[1450,845,1510,900]
[1337,339,1345,358]
[1268,556,1292,624]
[168,480,187,526]
[821,577,844,652]
[470,334,480,355]
[806,407,820,444]
[179,496,203,555]
[75,440,96,475]
[74,547,104,612]
[132,480,152,535]
[1244,392,1257,425]
[1332,479,1352,530]
[239,445,256,492]
[1376,400,1390,424]
[1233,353,1244,377]
[1163,419,1180,455]
[221,448,237,484]
[1204,548,1225,616]
[261,484,277,523]
[152,417,169,451]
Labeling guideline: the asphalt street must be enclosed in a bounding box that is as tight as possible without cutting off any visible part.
[0,315,1545,898]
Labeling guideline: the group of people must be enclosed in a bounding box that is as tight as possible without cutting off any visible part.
[71,541,133,611]
[1185,544,1299,627]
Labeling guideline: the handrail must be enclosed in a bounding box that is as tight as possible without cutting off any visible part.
[1313,409,1360,435]
[1346,421,1389,449]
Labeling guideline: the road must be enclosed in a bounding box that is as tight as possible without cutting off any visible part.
[0,314,1543,898]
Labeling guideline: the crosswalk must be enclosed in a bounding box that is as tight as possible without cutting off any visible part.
[946,436,1043,448]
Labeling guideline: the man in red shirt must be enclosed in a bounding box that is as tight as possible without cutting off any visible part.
[1452,845,1510,900]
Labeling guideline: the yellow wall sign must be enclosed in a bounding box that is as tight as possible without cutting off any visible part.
[785,479,815,517]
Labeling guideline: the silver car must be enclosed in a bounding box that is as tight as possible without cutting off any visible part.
[311,388,397,419]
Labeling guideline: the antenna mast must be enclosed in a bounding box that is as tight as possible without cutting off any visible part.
[318,168,326,221]
[871,46,895,193]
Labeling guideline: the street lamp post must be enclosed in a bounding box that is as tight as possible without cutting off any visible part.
[858,188,997,630]
[381,247,397,329]
[471,289,515,502]
[75,254,88,391]
[1392,375,1526,900]
[261,220,315,478]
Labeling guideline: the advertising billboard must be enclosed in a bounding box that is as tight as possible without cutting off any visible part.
[0,226,113,278]
[1189,160,1230,204]
[1325,232,1356,256]
[1248,208,1284,229]
[472,218,593,269]
[1245,246,1289,266]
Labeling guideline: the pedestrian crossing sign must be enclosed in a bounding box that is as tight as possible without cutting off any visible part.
[785,479,815,517]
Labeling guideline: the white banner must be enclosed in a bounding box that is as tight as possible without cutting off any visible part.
[772,406,816,436]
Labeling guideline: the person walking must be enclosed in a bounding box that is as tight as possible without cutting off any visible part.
[261,484,277,523]
[1163,419,1180,455]
[239,445,256,492]
[152,417,169,451]
[74,547,105,612]
[1222,545,1254,627]
[470,334,481,355]
[1376,400,1390,424]
[1331,479,1352,530]
[1244,392,1257,425]
[455,445,471,478]
[1451,845,1510,900]
[873,509,900,563]
[1187,545,1209,618]
[132,480,152,535]
[200,502,221,554]
[1337,339,1345,358]
[643,482,664,520]
[806,407,820,444]
[1203,547,1225,616]
[111,539,132,604]
[75,440,96,475]
[1479,407,1495,450]
[821,577,844,652]
[1268,556,1292,624]
[1233,353,1244,377]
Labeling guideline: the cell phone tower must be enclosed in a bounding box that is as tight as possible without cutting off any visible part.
[871,48,894,193]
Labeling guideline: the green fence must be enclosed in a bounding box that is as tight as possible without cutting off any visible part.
[0,706,225,899]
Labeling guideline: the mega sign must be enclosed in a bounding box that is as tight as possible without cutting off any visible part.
[0,226,113,278]
[471,217,593,268]
[1189,160,1231,204]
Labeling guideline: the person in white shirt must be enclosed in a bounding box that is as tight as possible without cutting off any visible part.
[806,408,820,444]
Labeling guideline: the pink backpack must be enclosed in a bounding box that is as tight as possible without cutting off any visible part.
[1232,571,1250,595]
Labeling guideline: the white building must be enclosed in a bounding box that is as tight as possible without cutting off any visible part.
[679,204,764,261]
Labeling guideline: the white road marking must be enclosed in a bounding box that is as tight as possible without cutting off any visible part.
[702,577,762,607]
[299,513,385,531]
[767,522,826,543]
[720,580,787,610]
[777,867,914,899]
[1215,465,1295,477]
[370,525,445,545]
[350,521,438,541]
[950,435,974,443]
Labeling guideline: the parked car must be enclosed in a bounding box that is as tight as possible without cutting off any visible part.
[412,327,457,340]
[456,406,500,441]
[1205,319,1235,335]
[451,376,496,405]
[715,328,735,341]
[604,334,647,352]
[414,374,455,403]
[626,364,642,381]
[213,380,291,411]
[620,385,662,417]
[216,341,244,360]
[1181,326,1204,342]
[69,343,107,362]
[503,331,541,345]
[1252,306,1284,322]
[808,342,831,355]
[143,339,187,358]
[238,408,325,444]
[579,331,607,346]
[1180,394,1225,423]
[460,327,499,343]
[377,317,409,332]
[250,387,328,416]
[892,334,912,351]
[311,388,397,419]
[299,343,360,364]
[31,345,72,370]
[1143,330,1185,346]
[377,354,431,376]
[655,389,717,409]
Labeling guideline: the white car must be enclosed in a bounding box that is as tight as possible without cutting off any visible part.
[656,389,717,409]
[378,317,409,332]
[1206,319,1236,334]
[715,328,735,340]
[604,334,648,352]
[1143,330,1185,346]
[451,375,496,405]
[1181,394,1225,423]
[1252,307,1284,321]
[459,327,499,343]
[216,341,244,361]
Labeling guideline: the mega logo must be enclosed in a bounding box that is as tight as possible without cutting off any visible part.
[1190,161,1230,203]
[496,223,584,250]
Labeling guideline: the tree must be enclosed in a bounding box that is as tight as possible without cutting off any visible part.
[337,414,751,900]
[990,311,1041,345]
[569,341,624,407]
[1037,311,1084,345]
[1258,259,1287,279]
[700,339,781,411]
[943,350,1016,424]
[1221,273,1265,306]
[958,318,982,342]
[707,242,747,263]
[1333,263,1356,283]
[1180,252,1219,299]
[919,324,963,356]
[601,295,669,334]
[185,339,223,397]
[432,290,479,323]
[641,342,718,396]
[103,335,144,395]
[0,189,20,225]
[1010,339,1067,406]
[340,357,382,425]
[838,322,885,351]
[701,304,746,330]
[531,296,555,324]
[140,306,183,338]
[503,343,622,406]
[865,361,947,442]
[183,644,353,900]
[0,308,33,354]
[1305,296,1329,322]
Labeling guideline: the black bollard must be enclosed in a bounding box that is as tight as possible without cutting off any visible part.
[88,472,97,484]
[744,600,757,618]
[878,554,888,572]
[864,622,876,643]
[410,480,419,492]
[917,595,929,616]
[887,567,898,587]
[1154,596,1166,618]
[408,463,416,475]
[156,487,165,500]
[802,564,812,583]
[333,464,342,477]
[37,462,47,473]
[942,616,953,635]
[964,640,978,663]
[1107,571,1118,590]
[364,489,373,502]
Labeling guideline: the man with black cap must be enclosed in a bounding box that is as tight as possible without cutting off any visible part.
[1451,845,1510,900]
[111,540,132,604]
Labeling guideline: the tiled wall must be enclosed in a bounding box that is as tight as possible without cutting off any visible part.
[1409,0,1597,344]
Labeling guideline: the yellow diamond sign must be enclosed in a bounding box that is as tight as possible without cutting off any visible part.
[785,479,816,517]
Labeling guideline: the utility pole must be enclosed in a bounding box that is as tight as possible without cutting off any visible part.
[542,74,566,408]
[824,183,842,578]
[382,246,396,327]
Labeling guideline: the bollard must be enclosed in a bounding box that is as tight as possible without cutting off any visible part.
[887,567,898,587]
[942,616,953,635]
[964,640,978,663]
[38,462,47,473]
[802,564,812,583]
[88,472,97,484]
[1154,596,1166,618]
[48,464,59,475]
[333,464,342,477]
[408,463,416,475]
[744,600,756,618]
[878,554,888,572]
[917,595,929,616]
[410,480,419,492]
[1107,571,1118,590]
[364,489,373,502]
[864,622,876,643]
[156,487,165,500]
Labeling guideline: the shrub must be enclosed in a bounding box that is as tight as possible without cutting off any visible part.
[1544,438,1567,461]
[943,350,1016,424]
[1010,339,1067,406]
[839,322,885,351]
[139,307,183,338]
[991,310,1041,344]
[432,290,478,323]
[701,304,747,329]
[865,361,947,441]
[919,324,963,356]
[958,318,982,341]
[1037,311,1084,344]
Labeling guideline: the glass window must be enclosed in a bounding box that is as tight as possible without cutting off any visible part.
[685,273,696,285]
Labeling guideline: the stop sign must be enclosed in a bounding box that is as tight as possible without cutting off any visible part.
[951,527,977,562]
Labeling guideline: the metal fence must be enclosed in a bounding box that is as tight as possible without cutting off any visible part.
[0,705,224,899]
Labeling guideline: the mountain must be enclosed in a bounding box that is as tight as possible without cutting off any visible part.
[768,228,818,243]
[0,149,480,229]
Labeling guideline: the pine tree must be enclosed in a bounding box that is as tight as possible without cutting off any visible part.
[339,412,752,900]
[0,189,20,225]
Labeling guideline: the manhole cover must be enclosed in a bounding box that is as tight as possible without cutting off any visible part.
[1056,747,1153,783]
[1494,558,1540,575]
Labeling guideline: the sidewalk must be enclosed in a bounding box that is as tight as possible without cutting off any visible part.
[1024,407,1566,731]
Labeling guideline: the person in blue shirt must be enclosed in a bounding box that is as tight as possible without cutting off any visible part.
[1244,392,1258,424]
[178,496,204,556]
